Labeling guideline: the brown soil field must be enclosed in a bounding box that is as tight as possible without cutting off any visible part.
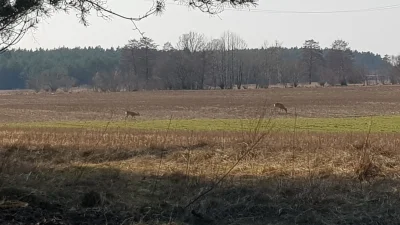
[0,85,400,123]
[1,86,400,225]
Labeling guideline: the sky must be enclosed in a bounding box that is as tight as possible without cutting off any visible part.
[14,0,400,56]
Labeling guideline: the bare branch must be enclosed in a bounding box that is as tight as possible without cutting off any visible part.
[1,0,257,52]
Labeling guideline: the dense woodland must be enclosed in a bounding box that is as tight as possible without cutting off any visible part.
[0,31,399,91]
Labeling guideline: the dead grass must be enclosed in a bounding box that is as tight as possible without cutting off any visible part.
[1,126,400,224]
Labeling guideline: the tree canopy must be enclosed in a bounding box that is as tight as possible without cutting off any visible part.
[0,32,395,92]
[0,0,257,52]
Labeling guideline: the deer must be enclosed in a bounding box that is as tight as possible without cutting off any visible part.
[125,110,140,120]
[274,103,287,114]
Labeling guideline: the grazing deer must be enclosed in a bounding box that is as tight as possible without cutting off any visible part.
[274,103,287,113]
[125,110,140,119]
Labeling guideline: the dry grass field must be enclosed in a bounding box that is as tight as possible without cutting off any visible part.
[1,85,400,225]
[1,85,400,122]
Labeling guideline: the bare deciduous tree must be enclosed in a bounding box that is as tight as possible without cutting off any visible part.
[301,39,323,84]
[387,55,400,84]
[326,39,354,85]
[205,39,224,88]
[177,31,206,53]
[120,39,140,91]
[162,42,175,52]
[220,31,247,89]
[176,31,207,89]
[284,59,303,87]
[120,37,157,90]
[138,37,158,88]
[261,40,283,86]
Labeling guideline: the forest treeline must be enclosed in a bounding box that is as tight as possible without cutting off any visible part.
[0,31,399,91]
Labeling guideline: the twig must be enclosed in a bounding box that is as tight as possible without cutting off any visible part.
[74,109,114,183]
[185,130,194,184]
[152,114,173,194]
[85,0,161,21]
[357,116,374,188]
[295,208,313,225]
[94,109,115,147]
[292,107,297,177]
[184,100,274,209]
[362,116,373,154]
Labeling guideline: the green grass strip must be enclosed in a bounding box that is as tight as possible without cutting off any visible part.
[1,116,400,133]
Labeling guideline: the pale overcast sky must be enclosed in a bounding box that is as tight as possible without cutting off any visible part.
[14,0,400,56]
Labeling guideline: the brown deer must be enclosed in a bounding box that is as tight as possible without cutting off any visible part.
[274,103,287,113]
[125,110,140,119]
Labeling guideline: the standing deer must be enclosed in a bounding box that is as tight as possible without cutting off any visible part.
[274,103,287,113]
[125,110,140,119]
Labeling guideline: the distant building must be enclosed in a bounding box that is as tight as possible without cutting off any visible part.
[364,74,390,85]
